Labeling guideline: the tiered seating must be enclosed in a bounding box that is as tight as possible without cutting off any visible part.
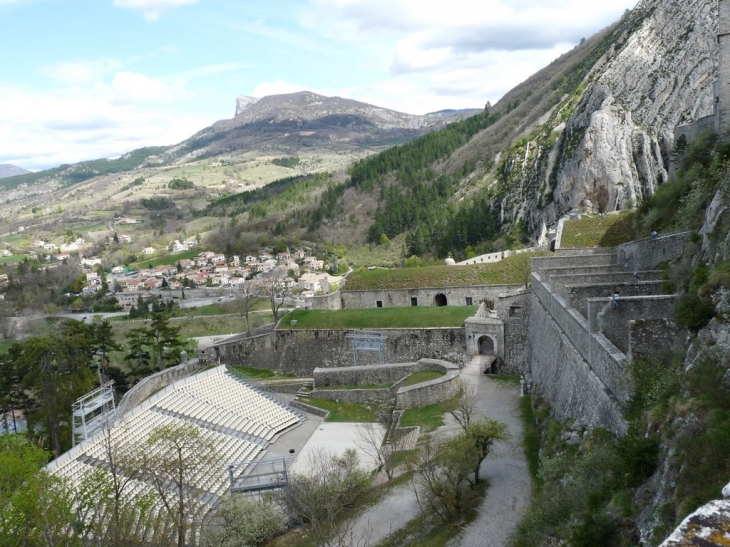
[174,368,300,440]
[46,365,303,509]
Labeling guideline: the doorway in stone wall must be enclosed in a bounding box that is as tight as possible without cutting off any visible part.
[435,293,448,307]
[477,335,495,356]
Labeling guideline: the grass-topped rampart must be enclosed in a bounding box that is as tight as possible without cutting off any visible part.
[560,211,635,248]
[344,252,548,291]
[280,306,476,330]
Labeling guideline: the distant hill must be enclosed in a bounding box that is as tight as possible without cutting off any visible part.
[151,91,478,165]
[0,164,29,179]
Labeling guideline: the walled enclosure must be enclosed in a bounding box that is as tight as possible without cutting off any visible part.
[308,358,460,409]
[208,328,466,377]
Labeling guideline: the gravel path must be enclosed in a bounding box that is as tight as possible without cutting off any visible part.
[458,358,532,547]
[349,357,532,547]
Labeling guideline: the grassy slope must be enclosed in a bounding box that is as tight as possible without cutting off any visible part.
[403,371,445,386]
[560,212,635,248]
[131,249,200,269]
[281,306,477,330]
[344,252,549,291]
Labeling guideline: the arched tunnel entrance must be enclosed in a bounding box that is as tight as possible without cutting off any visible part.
[434,293,448,307]
[478,335,495,356]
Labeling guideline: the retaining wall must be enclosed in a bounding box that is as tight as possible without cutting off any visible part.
[528,294,627,435]
[210,328,466,377]
[628,318,688,360]
[567,281,665,319]
[340,284,520,309]
[616,232,690,271]
[551,271,663,297]
[587,295,678,355]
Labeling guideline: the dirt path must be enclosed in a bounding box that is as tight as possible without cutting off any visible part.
[349,358,532,546]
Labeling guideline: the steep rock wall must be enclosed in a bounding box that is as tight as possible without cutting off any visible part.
[555,0,717,213]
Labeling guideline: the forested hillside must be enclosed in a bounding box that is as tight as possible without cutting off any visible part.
[294,0,717,263]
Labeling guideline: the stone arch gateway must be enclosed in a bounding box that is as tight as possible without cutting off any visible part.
[477,335,495,356]
[434,293,448,307]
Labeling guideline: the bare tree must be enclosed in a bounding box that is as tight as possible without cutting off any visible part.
[0,303,17,340]
[262,269,291,324]
[355,421,408,480]
[449,381,478,432]
[233,283,259,334]
[284,448,372,547]
[142,422,223,547]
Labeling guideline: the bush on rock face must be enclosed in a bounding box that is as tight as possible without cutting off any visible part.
[675,293,714,332]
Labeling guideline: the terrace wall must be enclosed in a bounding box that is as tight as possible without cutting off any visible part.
[209,328,466,377]
[340,284,520,309]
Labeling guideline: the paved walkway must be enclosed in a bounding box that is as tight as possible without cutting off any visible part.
[349,357,532,546]
[458,357,532,547]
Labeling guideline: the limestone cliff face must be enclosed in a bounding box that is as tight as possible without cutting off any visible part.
[488,0,719,235]
[554,0,717,213]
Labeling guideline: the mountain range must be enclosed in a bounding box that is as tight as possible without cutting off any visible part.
[0,164,29,179]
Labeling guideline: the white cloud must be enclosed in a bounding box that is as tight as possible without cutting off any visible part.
[0,73,207,169]
[113,0,198,21]
[38,59,121,86]
[311,0,637,74]
[111,71,175,103]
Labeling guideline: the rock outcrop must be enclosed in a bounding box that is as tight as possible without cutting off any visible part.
[555,0,717,213]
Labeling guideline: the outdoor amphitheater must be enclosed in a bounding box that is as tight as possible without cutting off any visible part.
[46,365,306,509]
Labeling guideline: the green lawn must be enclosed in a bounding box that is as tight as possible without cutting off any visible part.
[229,365,295,379]
[403,371,445,387]
[281,306,477,330]
[560,211,635,248]
[343,252,549,291]
[400,397,458,432]
[0,254,26,265]
[299,397,386,422]
[131,249,200,269]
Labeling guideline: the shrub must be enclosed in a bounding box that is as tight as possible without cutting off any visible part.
[206,496,286,547]
[674,293,714,331]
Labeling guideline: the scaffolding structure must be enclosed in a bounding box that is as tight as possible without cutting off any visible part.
[229,456,295,494]
[71,381,115,447]
[346,330,387,366]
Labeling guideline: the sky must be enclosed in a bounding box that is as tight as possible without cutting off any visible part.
[0,0,638,171]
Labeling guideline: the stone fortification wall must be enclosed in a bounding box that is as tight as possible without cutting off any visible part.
[308,291,343,311]
[395,359,461,410]
[496,290,532,374]
[674,114,717,144]
[567,281,665,319]
[541,265,621,285]
[340,284,520,309]
[628,318,688,360]
[309,359,460,409]
[615,232,690,271]
[529,294,627,435]
[210,328,465,377]
[116,357,202,418]
[314,361,422,387]
[531,253,615,278]
[530,271,629,432]
[587,295,678,355]
[551,271,663,297]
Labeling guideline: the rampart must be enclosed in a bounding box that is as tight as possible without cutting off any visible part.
[528,232,689,435]
[209,328,466,377]
[340,284,521,309]
[615,232,691,272]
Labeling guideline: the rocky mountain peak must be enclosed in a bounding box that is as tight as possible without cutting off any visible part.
[0,164,29,179]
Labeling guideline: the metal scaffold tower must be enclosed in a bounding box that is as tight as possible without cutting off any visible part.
[72,381,115,446]
[346,330,387,366]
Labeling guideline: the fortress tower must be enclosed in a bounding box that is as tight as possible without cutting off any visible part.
[719,0,730,136]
